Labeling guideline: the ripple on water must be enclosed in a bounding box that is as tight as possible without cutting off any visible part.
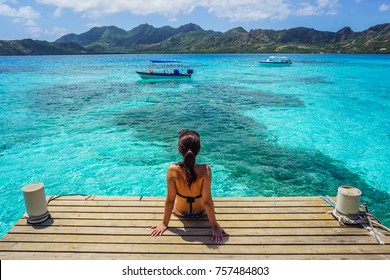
[0,54,389,238]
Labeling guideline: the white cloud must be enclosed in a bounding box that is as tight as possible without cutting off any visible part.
[206,0,291,21]
[26,26,42,37]
[36,0,197,16]
[34,0,342,22]
[25,19,37,26]
[0,3,41,35]
[379,3,390,12]
[17,5,40,19]
[36,0,292,21]
[0,4,40,20]
[295,0,340,16]
[44,26,67,36]
[53,7,62,17]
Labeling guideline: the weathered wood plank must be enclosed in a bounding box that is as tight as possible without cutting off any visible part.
[51,196,326,202]
[14,218,341,228]
[3,234,389,245]
[47,206,333,214]
[29,212,334,221]
[1,242,389,255]
[47,200,330,207]
[1,252,387,260]
[8,226,379,236]
[140,196,327,202]
[48,196,142,201]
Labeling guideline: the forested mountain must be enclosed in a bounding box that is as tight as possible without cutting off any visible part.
[0,39,93,55]
[1,23,389,55]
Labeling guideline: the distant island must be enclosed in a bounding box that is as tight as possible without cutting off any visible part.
[0,23,389,55]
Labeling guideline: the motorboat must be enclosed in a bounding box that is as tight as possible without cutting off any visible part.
[136,60,193,79]
[259,56,292,66]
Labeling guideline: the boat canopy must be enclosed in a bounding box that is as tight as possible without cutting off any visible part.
[150,60,181,63]
[268,56,288,60]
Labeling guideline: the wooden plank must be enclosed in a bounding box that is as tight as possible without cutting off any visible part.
[33,212,334,221]
[140,196,327,202]
[8,225,382,236]
[47,206,333,214]
[3,234,389,245]
[1,242,390,255]
[51,196,326,202]
[1,252,388,260]
[48,196,142,201]
[14,218,341,228]
[46,200,330,207]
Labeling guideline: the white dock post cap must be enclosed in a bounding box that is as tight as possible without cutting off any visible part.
[335,186,361,218]
[22,182,50,224]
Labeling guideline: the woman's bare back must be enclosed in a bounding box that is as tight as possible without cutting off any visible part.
[168,163,210,215]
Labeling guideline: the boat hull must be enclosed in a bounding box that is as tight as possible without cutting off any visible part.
[258,61,292,67]
[136,71,192,79]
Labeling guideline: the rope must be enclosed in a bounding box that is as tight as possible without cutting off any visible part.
[363,203,385,245]
[320,195,336,207]
[320,196,389,245]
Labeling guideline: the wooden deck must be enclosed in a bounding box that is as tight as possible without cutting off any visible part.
[0,196,389,260]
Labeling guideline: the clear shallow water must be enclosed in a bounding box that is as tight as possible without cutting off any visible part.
[1,54,389,237]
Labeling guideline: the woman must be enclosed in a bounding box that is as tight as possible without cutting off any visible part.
[151,130,228,243]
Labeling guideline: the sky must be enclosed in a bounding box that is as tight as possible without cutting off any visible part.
[0,0,389,41]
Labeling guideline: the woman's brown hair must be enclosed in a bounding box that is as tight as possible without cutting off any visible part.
[177,130,201,189]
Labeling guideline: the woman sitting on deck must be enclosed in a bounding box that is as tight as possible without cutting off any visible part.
[151,129,228,243]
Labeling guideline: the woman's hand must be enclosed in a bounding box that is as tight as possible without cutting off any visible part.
[151,223,168,237]
[211,225,229,243]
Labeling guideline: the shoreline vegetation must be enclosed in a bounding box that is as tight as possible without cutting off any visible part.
[0,23,389,56]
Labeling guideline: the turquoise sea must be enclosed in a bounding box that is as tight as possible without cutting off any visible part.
[1,54,389,238]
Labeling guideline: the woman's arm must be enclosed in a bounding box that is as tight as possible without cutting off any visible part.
[201,165,228,243]
[151,165,177,236]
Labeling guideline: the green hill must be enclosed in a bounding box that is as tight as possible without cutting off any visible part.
[0,39,94,55]
[1,23,389,55]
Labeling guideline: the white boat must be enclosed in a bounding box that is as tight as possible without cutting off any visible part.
[136,60,193,79]
[259,56,292,66]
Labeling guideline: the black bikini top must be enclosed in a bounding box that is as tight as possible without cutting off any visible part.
[176,192,202,219]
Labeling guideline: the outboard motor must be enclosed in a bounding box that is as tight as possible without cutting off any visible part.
[187,69,194,74]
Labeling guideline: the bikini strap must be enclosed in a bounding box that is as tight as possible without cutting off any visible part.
[176,192,202,219]
[177,192,202,203]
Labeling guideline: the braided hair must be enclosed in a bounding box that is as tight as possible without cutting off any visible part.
[177,130,201,189]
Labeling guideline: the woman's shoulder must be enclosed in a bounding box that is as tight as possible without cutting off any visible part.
[167,163,211,177]
[196,164,211,175]
[167,164,181,173]
[168,163,180,169]
[197,163,210,169]
[166,164,180,181]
